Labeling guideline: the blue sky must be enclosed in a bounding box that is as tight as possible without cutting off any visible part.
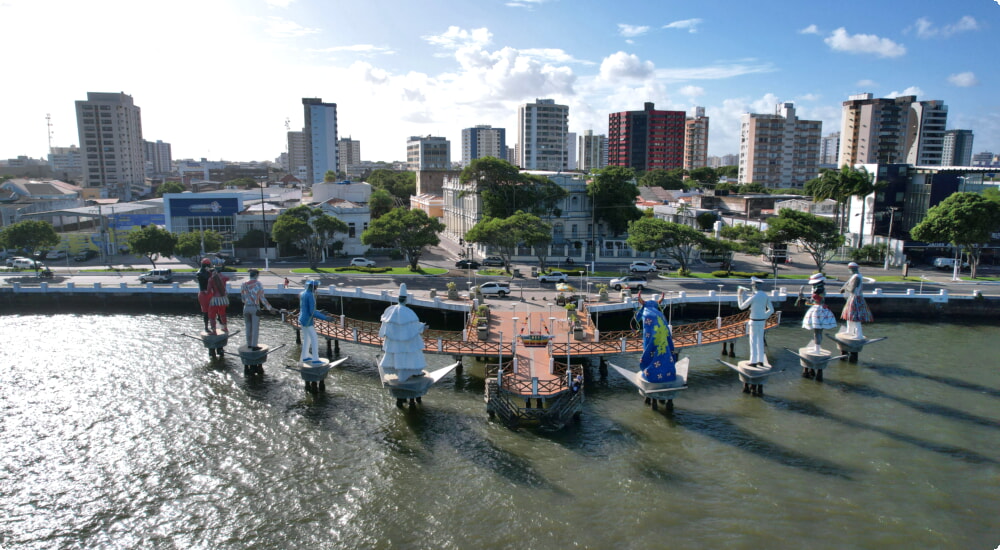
[2,0,997,165]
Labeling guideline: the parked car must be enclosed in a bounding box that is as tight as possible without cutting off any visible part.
[213,252,241,265]
[455,259,481,269]
[481,256,504,267]
[629,260,658,273]
[10,258,44,270]
[350,257,376,268]
[932,257,968,270]
[5,256,27,267]
[609,275,647,291]
[45,250,67,261]
[139,269,173,283]
[537,271,568,283]
[74,249,99,262]
[478,281,511,297]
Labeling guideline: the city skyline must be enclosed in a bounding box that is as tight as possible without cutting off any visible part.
[1,0,997,165]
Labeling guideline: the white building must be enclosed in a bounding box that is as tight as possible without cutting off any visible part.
[578,130,607,172]
[144,139,173,177]
[461,125,506,166]
[407,136,451,171]
[302,98,338,185]
[518,99,569,171]
[738,102,821,188]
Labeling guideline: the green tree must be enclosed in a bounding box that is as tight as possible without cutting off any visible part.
[271,206,349,269]
[367,169,416,203]
[508,211,552,272]
[155,181,185,197]
[126,225,177,269]
[911,192,1000,279]
[688,167,718,185]
[369,188,395,220]
[176,230,222,259]
[463,210,551,274]
[323,170,338,182]
[736,182,769,194]
[805,165,871,234]
[626,217,717,275]
[696,211,717,231]
[0,220,59,271]
[233,228,270,249]
[361,207,445,270]
[226,177,259,189]
[717,165,739,178]
[768,208,844,273]
[589,166,641,236]
[639,168,686,190]
[460,157,566,219]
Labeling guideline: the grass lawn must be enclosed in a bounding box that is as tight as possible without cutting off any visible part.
[292,266,448,276]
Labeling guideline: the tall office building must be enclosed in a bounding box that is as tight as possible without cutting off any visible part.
[461,125,506,166]
[578,130,607,172]
[820,132,840,165]
[738,102,822,188]
[302,98,338,184]
[942,129,974,166]
[406,136,451,171]
[608,102,685,172]
[683,106,709,171]
[565,132,577,170]
[47,145,82,181]
[143,139,172,177]
[839,93,949,167]
[75,92,144,200]
[338,137,361,169]
[517,98,569,171]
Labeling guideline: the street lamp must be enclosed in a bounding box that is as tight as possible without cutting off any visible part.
[716,284,724,325]
[883,206,899,271]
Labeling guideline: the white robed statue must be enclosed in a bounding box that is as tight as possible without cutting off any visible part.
[378,283,427,383]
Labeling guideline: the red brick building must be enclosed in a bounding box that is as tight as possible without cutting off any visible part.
[608,102,686,172]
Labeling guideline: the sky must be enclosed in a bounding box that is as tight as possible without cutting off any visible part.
[2,0,998,166]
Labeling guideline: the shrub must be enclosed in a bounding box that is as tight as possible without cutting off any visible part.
[711,270,770,278]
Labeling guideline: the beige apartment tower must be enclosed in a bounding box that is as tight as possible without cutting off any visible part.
[738,102,821,188]
[839,93,948,167]
[683,107,709,171]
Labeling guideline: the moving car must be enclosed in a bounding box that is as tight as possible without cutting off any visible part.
[455,259,481,269]
[350,257,376,268]
[139,269,173,283]
[629,260,658,273]
[213,252,242,265]
[74,249,99,261]
[537,271,568,283]
[609,275,647,291]
[45,250,67,260]
[481,256,504,267]
[932,257,968,270]
[10,258,43,270]
[478,281,511,297]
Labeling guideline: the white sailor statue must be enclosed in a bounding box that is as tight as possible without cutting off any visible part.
[737,276,773,367]
[377,284,427,383]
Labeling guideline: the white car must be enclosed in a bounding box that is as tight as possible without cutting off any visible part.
[479,281,511,297]
[538,271,568,283]
[629,261,658,273]
[609,275,647,291]
[349,257,376,268]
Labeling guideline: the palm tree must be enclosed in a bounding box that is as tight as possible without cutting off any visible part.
[805,165,872,237]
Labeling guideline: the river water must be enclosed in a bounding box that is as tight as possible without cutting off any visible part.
[1,313,997,549]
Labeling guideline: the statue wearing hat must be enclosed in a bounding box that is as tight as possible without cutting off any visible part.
[800,273,838,353]
[839,262,872,339]
[298,279,328,364]
[378,284,427,383]
[240,268,274,350]
[737,276,773,367]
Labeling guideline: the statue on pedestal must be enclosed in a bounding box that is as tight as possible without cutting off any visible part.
[378,283,427,383]
[840,262,873,339]
[800,273,838,353]
[737,276,773,367]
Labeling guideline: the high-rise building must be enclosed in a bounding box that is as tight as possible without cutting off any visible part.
[683,107,709,171]
[942,129,974,166]
[406,136,451,171]
[820,132,840,166]
[839,93,949,167]
[518,98,569,171]
[75,92,144,200]
[47,145,82,181]
[461,125,506,166]
[338,137,361,170]
[608,102,686,172]
[565,132,577,170]
[972,151,996,166]
[578,130,607,172]
[287,131,308,179]
[738,102,822,188]
[302,98,338,184]
[143,140,172,177]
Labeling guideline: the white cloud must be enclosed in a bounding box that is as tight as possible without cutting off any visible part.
[520,48,593,65]
[911,15,981,38]
[799,24,820,35]
[618,24,650,38]
[679,85,705,98]
[947,72,979,87]
[856,79,878,88]
[824,27,906,58]
[310,44,395,56]
[797,93,821,102]
[265,0,294,7]
[505,0,549,9]
[653,60,776,81]
[599,51,654,80]
[423,26,492,50]
[913,17,935,38]
[265,16,320,38]
[886,86,924,98]
[663,18,702,33]
[944,16,980,35]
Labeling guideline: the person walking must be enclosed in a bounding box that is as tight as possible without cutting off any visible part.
[298,280,328,364]
[240,268,273,350]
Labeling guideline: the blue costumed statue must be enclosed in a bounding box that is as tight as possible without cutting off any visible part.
[635,292,676,383]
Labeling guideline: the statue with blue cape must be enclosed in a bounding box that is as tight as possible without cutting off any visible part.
[635,292,677,383]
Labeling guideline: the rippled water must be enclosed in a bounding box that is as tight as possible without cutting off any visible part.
[1,313,998,549]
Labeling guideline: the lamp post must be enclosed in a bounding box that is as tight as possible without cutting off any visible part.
[883,206,898,271]
[716,284,724,324]
[260,180,269,270]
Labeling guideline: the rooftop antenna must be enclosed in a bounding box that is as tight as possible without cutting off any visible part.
[46,113,53,153]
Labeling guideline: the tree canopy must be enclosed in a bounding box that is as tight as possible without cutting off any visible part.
[588,166,641,237]
[804,165,872,234]
[688,167,718,185]
[910,192,1000,278]
[155,181,186,197]
[226,177,259,189]
[367,169,416,204]
[361,207,445,270]
[126,225,177,269]
[626,217,718,275]
[768,208,844,273]
[369,188,395,220]
[460,157,567,219]
[0,220,59,265]
[639,168,686,190]
[271,205,348,269]
[465,210,551,273]
[176,230,223,259]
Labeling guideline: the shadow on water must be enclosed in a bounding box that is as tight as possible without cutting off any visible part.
[769,396,998,465]
[673,410,857,479]
[825,379,1000,432]
[868,363,1000,399]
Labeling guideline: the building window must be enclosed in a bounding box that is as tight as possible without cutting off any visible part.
[348,223,356,238]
